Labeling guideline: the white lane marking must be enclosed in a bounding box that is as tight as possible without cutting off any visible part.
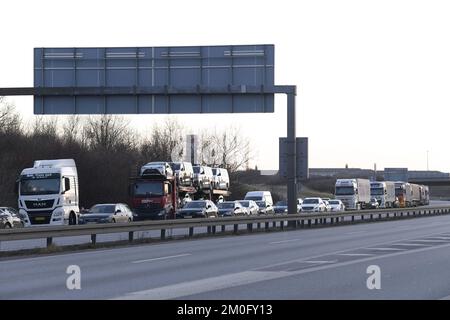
[132,253,191,264]
[410,239,450,243]
[114,271,287,300]
[303,260,337,264]
[269,239,301,245]
[428,237,450,240]
[345,231,367,235]
[365,247,405,251]
[338,253,374,257]
[393,243,431,247]
[115,242,450,300]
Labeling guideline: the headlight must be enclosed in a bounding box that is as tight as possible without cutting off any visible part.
[52,211,63,217]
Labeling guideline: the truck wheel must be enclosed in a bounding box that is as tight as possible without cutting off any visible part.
[4,223,11,229]
[69,212,77,225]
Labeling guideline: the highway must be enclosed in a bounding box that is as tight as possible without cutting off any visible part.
[2,201,449,252]
[2,202,450,299]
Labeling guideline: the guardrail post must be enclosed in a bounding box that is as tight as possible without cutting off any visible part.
[161,229,166,240]
[308,219,311,227]
[247,223,253,232]
[212,226,216,234]
[46,237,53,247]
[257,222,261,229]
[265,222,269,231]
[221,225,226,232]
[330,217,334,224]
[90,234,97,245]
[273,221,276,228]
[128,232,134,242]
[361,215,364,221]
[234,224,238,234]
[207,226,212,234]
[189,227,194,237]
[387,213,390,218]
[301,219,305,228]
[315,219,319,225]
[280,221,284,230]
[378,214,382,219]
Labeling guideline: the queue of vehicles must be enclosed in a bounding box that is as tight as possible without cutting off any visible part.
[2,158,432,229]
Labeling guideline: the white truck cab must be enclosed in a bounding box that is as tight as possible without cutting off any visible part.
[370,181,396,208]
[335,178,370,210]
[17,159,80,226]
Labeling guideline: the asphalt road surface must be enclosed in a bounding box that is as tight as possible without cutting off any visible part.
[2,201,450,299]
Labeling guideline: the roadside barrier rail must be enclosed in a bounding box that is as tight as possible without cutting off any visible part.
[1,206,449,248]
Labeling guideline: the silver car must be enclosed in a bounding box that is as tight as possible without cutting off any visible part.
[79,203,133,224]
[0,207,24,229]
[140,162,173,178]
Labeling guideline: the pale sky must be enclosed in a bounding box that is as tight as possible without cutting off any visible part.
[1,0,450,172]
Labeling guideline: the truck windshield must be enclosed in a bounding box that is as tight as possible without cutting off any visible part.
[275,201,287,206]
[20,174,61,195]
[335,187,355,196]
[244,196,261,201]
[370,188,384,196]
[395,188,404,196]
[303,199,319,204]
[193,167,201,174]
[133,181,163,196]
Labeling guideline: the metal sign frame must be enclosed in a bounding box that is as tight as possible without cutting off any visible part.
[0,45,299,216]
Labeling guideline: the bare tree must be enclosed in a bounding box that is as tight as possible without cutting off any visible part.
[199,126,252,173]
[0,97,21,134]
[140,118,184,162]
[82,115,137,151]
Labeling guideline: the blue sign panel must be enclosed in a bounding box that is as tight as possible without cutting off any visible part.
[34,45,274,114]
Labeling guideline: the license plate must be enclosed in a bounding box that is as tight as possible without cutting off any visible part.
[184,216,192,219]
[35,217,45,221]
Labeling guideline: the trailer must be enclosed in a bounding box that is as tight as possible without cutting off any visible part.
[129,164,230,220]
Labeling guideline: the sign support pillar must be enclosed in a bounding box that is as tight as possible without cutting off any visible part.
[287,90,297,217]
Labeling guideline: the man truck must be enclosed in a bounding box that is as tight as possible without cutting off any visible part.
[335,178,371,210]
[17,159,80,226]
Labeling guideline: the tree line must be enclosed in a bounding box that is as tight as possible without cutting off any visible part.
[0,98,252,208]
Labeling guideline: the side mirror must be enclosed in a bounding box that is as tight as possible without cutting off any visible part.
[207,205,211,209]
[62,177,70,194]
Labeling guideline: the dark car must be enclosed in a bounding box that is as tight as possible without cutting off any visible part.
[273,200,288,214]
[79,203,133,224]
[0,207,24,229]
[367,198,380,209]
[217,201,246,217]
[176,200,218,219]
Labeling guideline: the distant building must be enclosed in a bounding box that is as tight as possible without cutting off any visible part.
[384,168,409,182]
[308,167,450,182]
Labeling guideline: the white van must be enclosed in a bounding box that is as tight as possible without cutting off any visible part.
[170,162,194,186]
[212,168,230,190]
[244,191,273,206]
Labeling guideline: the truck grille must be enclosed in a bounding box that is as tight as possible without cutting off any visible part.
[28,210,53,225]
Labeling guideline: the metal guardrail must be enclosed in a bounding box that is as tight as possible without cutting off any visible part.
[1,206,449,248]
